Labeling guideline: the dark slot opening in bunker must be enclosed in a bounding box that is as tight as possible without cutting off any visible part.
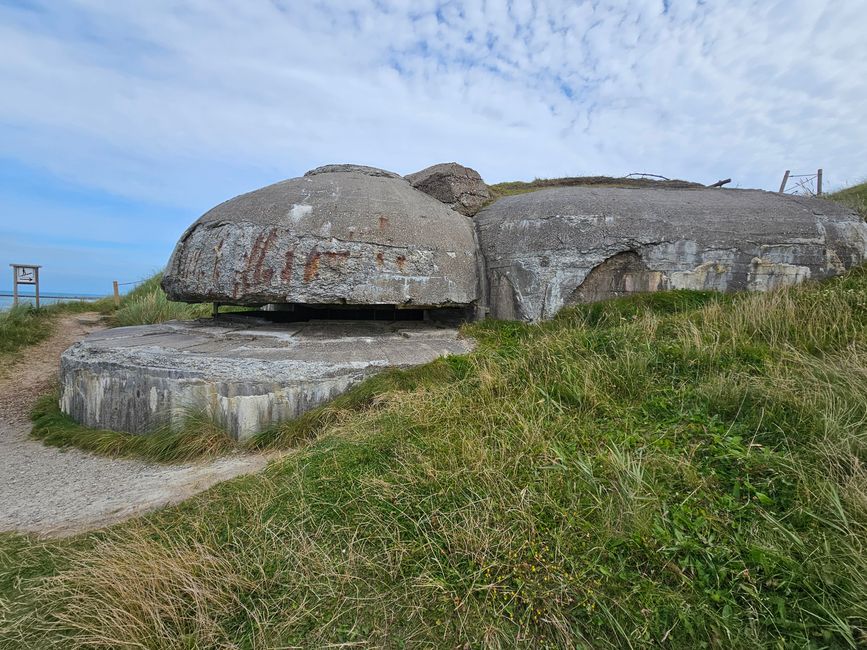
[216,303,472,323]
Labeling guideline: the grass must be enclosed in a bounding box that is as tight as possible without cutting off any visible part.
[30,392,236,463]
[828,181,867,219]
[0,299,114,362]
[112,274,212,326]
[489,175,703,198]
[0,305,58,360]
[2,269,867,647]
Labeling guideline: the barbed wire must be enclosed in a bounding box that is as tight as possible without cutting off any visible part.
[780,169,823,196]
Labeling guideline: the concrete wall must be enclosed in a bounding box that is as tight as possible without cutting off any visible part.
[59,319,473,439]
[475,186,867,321]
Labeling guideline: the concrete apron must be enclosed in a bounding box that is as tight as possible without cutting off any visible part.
[60,317,473,440]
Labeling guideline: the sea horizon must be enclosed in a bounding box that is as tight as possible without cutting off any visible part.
[0,290,107,310]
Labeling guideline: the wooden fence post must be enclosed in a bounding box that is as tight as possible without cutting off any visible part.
[817,169,823,196]
[113,280,120,306]
[779,170,790,194]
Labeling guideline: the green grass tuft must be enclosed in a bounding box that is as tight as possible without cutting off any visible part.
[112,274,213,326]
[31,392,237,463]
[828,181,867,219]
[0,305,56,359]
[250,357,469,450]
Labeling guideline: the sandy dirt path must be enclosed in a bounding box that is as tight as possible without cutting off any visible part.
[0,313,269,538]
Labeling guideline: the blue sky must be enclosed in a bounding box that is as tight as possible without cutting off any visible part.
[1,0,865,294]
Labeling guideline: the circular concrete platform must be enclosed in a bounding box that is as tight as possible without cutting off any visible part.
[60,316,473,440]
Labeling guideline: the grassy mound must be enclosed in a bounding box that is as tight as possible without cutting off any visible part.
[489,175,704,198]
[2,272,867,647]
[828,181,867,218]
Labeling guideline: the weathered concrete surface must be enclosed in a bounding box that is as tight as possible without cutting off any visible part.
[60,316,473,440]
[476,186,867,321]
[406,162,492,216]
[162,164,479,307]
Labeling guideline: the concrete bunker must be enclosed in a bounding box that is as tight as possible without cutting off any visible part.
[59,165,867,438]
[62,164,482,440]
[160,164,481,321]
[60,317,472,440]
[475,185,867,320]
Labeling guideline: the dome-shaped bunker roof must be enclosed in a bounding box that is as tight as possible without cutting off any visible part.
[162,165,479,307]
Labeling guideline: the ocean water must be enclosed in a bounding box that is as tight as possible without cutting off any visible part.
[0,292,105,311]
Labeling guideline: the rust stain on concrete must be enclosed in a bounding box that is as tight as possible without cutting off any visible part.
[280,248,295,283]
[304,250,321,282]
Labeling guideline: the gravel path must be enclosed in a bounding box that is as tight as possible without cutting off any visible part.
[0,313,269,538]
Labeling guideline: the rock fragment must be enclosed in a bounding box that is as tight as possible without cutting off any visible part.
[405,162,492,216]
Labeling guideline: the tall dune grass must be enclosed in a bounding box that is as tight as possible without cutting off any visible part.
[2,270,867,647]
[112,274,212,326]
[828,180,867,219]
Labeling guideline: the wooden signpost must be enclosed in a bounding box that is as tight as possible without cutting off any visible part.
[10,264,41,307]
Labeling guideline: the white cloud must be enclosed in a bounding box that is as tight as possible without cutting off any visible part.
[3,0,865,195]
[0,0,865,290]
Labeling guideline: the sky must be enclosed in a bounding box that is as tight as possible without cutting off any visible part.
[1,0,865,294]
